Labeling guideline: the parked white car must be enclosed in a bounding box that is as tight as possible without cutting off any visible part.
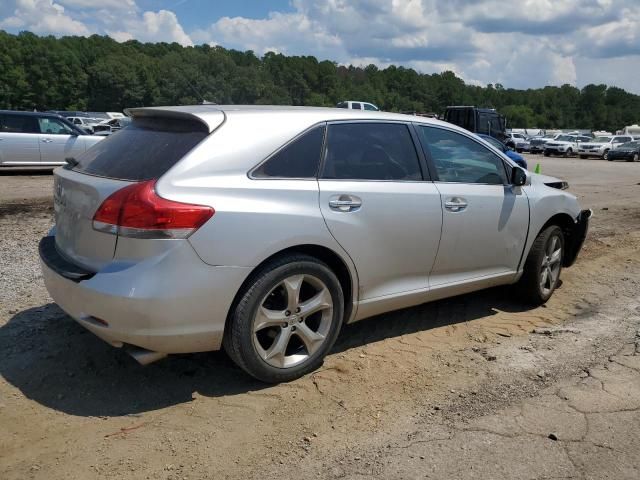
[505,132,530,152]
[577,135,634,160]
[66,116,103,134]
[0,111,104,167]
[336,101,379,111]
[544,134,592,157]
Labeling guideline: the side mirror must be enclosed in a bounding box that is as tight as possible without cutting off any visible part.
[511,167,527,186]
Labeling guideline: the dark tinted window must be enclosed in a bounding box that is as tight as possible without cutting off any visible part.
[73,117,208,181]
[322,123,422,181]
[0,114,39,134]
[336,102,348,109]
[351,103,362,110]
[419,126,507,184]
[252,125,325,179]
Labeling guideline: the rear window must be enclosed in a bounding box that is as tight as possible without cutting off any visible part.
[73,117,208,181]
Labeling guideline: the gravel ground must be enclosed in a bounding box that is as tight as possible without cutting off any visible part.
[1,155,639,479]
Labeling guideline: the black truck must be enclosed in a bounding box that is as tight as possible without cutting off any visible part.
[444,106,507,142]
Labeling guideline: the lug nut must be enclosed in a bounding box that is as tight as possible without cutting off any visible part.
[295,307,301,313]
[285,310,291,317]
[291,326,296,332]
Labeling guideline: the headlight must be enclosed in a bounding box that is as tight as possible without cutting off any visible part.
[544,181,569,190]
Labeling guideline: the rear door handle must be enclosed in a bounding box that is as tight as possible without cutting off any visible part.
[444,197,468,212]
[329,195,362,212]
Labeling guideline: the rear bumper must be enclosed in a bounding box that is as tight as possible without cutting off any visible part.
[564,209,592,267]
[39,234,251,354]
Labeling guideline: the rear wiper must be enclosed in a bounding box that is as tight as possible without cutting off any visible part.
[64,157,79,168]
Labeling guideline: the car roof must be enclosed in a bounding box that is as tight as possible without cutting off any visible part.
[0,110,62,117]
[126,104,457,133]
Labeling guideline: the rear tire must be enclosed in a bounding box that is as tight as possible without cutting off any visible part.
[517,225,564,305]
[564,148,572,158]
[543,151,550,157]
[224,254,344,383]
[604,149,611,161]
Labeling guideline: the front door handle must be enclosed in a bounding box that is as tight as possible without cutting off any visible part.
[41,138,53,143]
[444,197,468,212]
[329,195,362,212]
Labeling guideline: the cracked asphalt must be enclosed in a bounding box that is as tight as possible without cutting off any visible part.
[342,338,640,480]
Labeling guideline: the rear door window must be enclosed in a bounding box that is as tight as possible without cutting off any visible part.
[252,125,325,179]
[0,114,39,134]
[351,103,362,110]
[73,117,208,181]
[321,123,422,181]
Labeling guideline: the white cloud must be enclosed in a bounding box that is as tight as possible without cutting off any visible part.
[0,0,639,92]
[107,10,193,46]
[0,0,90,36]
[57,0,136,10]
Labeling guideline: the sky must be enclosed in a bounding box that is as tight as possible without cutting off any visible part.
[1,0,639,93]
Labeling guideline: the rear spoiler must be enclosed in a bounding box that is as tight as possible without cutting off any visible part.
[124,107,225,133]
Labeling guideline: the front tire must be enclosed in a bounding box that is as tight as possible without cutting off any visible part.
[517,226,564,305]
[224,254,344,383]
[628,153,638,162]
[579,155,588,159]
[564,148,572,157]
[603,149,611,161]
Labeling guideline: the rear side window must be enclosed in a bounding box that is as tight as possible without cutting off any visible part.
[252,125,325,179]
[351,103,362,110]
[322,123,422,181]
[419,126,507,185]
[0,114,39,134]
[73,117,208,181]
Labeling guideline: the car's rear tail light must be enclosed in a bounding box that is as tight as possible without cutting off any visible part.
[93,180,214,239]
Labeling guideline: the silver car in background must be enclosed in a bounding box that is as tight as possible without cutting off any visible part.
[39,106,590,383]
[0,110,103,167]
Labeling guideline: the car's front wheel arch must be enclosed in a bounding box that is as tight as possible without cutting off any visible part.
[529,213,576,268]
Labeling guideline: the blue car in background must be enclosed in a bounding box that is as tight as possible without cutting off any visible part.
[477,133,528,169]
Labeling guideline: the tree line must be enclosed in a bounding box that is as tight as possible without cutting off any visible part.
[1,30,638,132]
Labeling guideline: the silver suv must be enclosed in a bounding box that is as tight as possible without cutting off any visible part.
[0,111,103,167]
[39,106,590,383]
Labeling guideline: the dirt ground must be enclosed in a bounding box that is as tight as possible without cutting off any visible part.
[1,156,639,479]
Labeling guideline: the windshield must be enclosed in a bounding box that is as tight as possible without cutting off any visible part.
[556,135,574,142]
[593,136,611,143]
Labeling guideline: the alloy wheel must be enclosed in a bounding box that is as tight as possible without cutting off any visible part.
[252,274,333,369]
[539,235,562,297]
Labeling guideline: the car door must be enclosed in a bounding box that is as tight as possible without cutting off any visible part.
[0,114,41,166]
[36,116,85,165]
[318,121,443,306]
[415,125,529,286]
